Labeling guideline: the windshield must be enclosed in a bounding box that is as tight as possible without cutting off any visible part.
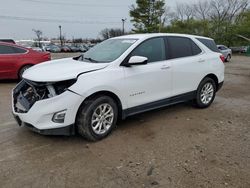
[82,38,137,63]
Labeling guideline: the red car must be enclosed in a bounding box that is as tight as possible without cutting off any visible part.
[0,42,51,79]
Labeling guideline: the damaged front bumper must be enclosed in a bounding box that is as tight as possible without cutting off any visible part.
[12,79,83,135]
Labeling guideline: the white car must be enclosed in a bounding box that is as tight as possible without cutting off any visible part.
[12,33,224,141]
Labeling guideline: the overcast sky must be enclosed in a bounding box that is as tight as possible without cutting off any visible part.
[0,0,197,40]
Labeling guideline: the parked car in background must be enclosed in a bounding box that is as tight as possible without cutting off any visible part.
[217,45,232,62]
[48,45,61,53]
[31,47,44,52]
[12,33,224,141]
[69,45,79,52]
[78,44,88,52]
[230,46,248,54]
[0,42,51,79]
[61,45,71,52]
[0,39,15,44]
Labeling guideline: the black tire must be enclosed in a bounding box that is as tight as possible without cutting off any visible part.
[193,77,216,108]
[19,65,32,79]
[225,54,231,62]
[76,95,118,141]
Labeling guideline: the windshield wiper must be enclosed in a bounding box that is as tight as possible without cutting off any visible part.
[83,57,99,63]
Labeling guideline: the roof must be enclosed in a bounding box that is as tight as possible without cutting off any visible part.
[114,33,213,40]
[0,41,29,49]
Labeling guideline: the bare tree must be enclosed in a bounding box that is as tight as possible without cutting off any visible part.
[207,0,249,45]
[174,3,195,21]
[161,6,175,26]
[193,0,210,20]
[100,28,123,40]
[100,28,110,40]
[209,0,249,22]
[32,29,43,48]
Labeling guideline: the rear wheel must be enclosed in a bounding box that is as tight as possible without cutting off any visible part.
[193,78,216,108]
[18,65,32,79]
[76,96,118,141]
[225,54,231,62]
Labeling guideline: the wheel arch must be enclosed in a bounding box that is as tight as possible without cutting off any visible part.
[18,64,34,79]
[203,74,219,91]
[77,90,124,121]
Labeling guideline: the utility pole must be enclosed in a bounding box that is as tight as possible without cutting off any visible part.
[122,18,127,35]
[151,0,155,33]
[59,25,62,47]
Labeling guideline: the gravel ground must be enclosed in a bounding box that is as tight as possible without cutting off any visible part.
[0,54,249,188]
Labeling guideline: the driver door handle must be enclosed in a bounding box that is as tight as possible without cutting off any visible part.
[161,65,171,70]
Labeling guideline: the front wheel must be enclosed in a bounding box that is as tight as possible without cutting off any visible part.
[76,96,118,141]
[193,78,216,108]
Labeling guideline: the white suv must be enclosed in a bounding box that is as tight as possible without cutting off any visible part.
[12,33,224,141]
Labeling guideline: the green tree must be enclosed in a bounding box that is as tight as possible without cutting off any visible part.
[237,10,250,37]
[130,0,165,33]
[234,10,250,46]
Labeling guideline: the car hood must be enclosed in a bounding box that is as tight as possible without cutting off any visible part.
[22,58,109,82]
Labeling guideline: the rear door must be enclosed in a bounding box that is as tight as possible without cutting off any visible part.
[123,37,172,108]
[166,36,206,96]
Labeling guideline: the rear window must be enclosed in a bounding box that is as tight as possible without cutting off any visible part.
[196,38,219,52]
[167,36,202,59]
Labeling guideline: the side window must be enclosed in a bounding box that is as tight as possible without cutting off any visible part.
[13,47,27,54]
[131,37,166,63]
[0,45,16,54]
[0,45,26,54]
[220,46,227,50]
[167,37,194,59]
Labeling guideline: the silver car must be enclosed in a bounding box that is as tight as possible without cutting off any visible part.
[217,45,232,62]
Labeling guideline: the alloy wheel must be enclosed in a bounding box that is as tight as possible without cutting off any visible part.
[91,103,114,135]
[200,82,214,105]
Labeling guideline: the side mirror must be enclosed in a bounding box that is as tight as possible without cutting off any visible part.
[128,56,148,66]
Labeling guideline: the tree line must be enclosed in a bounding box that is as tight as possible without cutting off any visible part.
[101,0,250,47]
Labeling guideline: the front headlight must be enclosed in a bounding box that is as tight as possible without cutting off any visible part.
[52,79,77,95]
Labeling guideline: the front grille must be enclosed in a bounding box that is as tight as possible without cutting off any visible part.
[13,79,76,113]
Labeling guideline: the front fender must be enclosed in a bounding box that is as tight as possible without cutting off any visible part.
[69,68,128,109]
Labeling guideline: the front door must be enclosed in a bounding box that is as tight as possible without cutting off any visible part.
[123,37,172,109]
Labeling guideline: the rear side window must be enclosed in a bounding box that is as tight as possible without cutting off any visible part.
[167,36,202,59]
[131,37,166,63]
[196,38,219,52]
[0,45,27,54]
[14,47,27,53]
[192,42,202,55]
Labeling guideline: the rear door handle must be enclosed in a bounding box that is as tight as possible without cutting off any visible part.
[198,59,205,63]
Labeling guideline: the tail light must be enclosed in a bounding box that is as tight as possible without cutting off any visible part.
[220,55,225,63]
[43,52,51,60]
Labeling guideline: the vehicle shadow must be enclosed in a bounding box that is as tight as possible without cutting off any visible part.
[14,102,194,144]
[0,79,18,84]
